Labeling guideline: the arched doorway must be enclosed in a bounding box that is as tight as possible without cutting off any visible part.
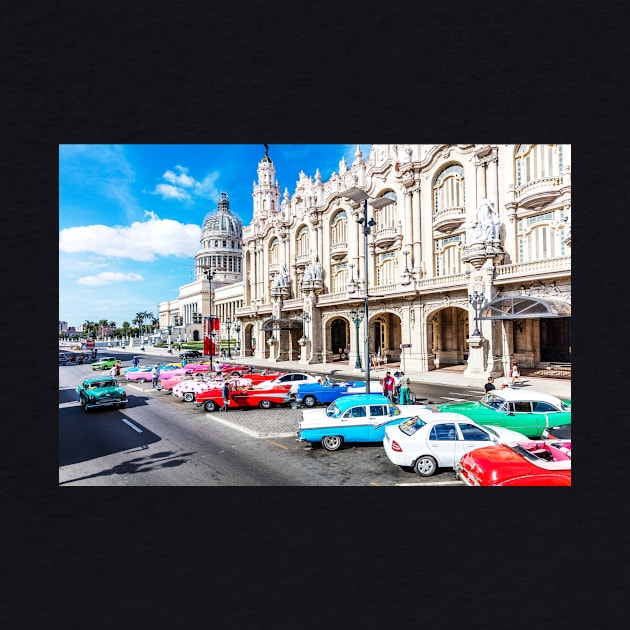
[330,318,348,360]
[370,312,402,366]
[429,306,468,368]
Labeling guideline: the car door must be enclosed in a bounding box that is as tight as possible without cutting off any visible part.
[506,400,537,436]
[427,423,458,467]
[531,400,567,434]
[364,404,391,442]
[456,422,494,464]
[339,405,368,441]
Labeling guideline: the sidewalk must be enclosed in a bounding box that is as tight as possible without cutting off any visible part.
[120,344,571,400]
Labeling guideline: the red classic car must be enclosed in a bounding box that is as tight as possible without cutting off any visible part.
[455,439,571,486]
[212,363,250,377]
[194,382,293,411]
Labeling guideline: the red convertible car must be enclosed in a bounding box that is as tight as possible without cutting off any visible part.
[456,439,571,486]
[194,382,293,411]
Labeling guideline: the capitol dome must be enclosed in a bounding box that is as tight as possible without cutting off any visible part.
[195,191,243,286]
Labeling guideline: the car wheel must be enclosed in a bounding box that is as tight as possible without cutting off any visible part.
[303,395,317,408]
[83,405,90,413]
[231,371,241,377]
[183,392,195,403]
[259,399,272,409]
[414,455,437,477]
[204,400,218,412]
[137,377,146,383]
[321,435,343,451]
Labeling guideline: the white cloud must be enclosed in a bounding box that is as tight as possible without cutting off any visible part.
[77,272,143,286]
[59,213,202,262]
[163,168,196,188]
[153,183,191,201]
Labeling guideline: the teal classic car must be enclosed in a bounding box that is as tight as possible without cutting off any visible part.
[437,388,571,438]
[77,377,127,412]
[92,356,118,370]
[297,393,431,451]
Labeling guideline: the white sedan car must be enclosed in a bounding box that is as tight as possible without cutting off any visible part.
[383,410,529,477]
[254,372,321,395]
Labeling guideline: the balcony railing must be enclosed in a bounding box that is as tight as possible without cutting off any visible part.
[495,256,571,280]
[432,206,466,232]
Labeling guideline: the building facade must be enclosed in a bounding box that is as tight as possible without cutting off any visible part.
[161,144,571,379]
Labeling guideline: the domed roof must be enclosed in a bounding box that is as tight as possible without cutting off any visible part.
[202,192,242,238]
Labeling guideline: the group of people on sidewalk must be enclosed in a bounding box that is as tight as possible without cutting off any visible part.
[382,371,412,404]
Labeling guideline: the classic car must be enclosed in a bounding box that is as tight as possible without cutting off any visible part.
[91,356,118,370]
[123,365,152,375]
[293,379,383,407]
[241,371,286,384]
[297,394,431,451]
[437,389,571,438]
[383,412,530,476]
[455,439,571,486]
[194,382,292,411]
[156,374,193,391]
[180,350,203,359]
[171,377,226,402]
[77,376,127,412]
[212,363,250,377]
[256,372,321,395]
[125,369,156,382]
[184,362,212,374]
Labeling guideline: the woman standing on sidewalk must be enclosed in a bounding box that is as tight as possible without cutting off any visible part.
[399,372,411,404]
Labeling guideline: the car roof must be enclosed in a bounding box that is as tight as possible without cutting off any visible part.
[332,393,391,410]
[486,389,564,405]
[83,377,116,384]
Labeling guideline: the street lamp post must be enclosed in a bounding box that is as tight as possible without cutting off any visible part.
[209,331,216,371]
[468,291,486,337]
[234,323,241,355]
[340,187,395,394]
[225,318,232,359]
[167,325,173,354]
[349,307,365,371]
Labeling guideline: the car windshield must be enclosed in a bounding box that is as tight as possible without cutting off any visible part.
[481,393,508,411]
[398,416,426,436]
[326,403,342,418]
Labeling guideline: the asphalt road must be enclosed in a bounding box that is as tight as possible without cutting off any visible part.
[59,355,479,486]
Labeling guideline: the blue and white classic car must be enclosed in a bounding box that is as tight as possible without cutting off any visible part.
[297,393,431,451]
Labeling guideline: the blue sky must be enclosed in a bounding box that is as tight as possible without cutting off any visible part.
[59,144,371,328]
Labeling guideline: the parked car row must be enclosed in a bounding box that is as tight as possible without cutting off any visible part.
[296,391,572,485]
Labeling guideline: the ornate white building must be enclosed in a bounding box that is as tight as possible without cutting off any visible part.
[161,144,571,379]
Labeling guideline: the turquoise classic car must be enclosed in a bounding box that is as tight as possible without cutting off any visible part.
[77,377,127,412]
[297,393,431,451]
[437,388,571,438]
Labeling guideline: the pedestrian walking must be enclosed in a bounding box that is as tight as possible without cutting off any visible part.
[132,356,139,368]
[110,364,118,379]
[484,376,496,393]
[151,365,160,388]
[181,358,187,367]
[510,361,522,384]
[221,380,231,412]
[399,372,411,404]
[382,371,395,401]
[114,361,121,377]
[393,371,401,402]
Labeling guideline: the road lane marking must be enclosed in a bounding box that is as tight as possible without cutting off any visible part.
[440,396,468,402]
[59,401,82,408]
[121,418,143,432]
[262,439,289,449]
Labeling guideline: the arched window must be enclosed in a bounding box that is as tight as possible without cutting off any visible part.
[296,226,310,257]
[376,251,397,285]
[515,144,563,187]
[517,211,567,261]
[433,164,465,213]
[269,238,279,266]
[374,191,397,230]
[434,235,463,276]
[331,210,347,245]
[331,263,347,293]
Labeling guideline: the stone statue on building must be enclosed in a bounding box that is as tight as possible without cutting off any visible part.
[477,198,500,241]
[272,262,289,288]
[304,251,322,281]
